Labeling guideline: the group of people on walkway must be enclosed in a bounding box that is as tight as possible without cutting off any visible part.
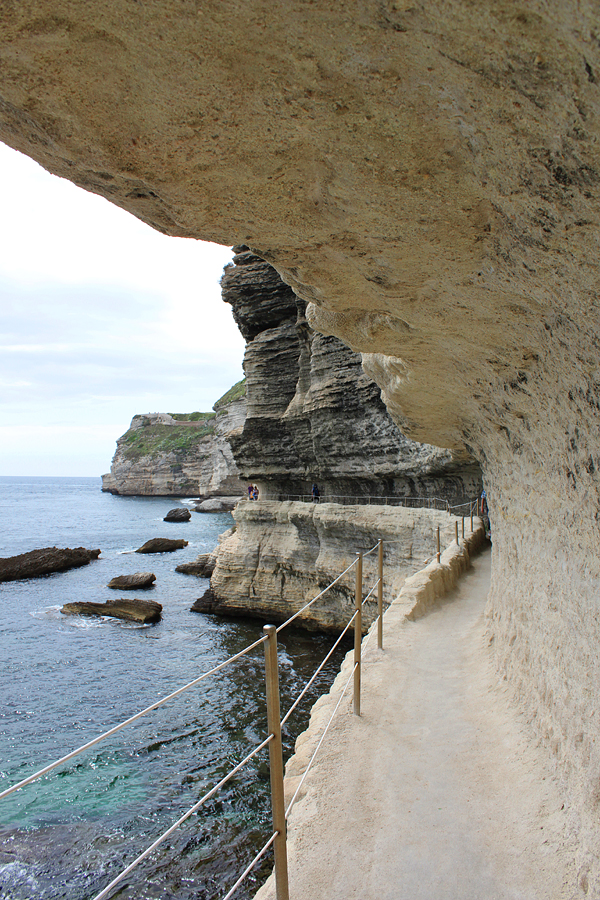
[247,484,259,501]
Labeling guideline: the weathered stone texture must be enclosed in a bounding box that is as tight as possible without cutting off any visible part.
[3,2,600,886]
[102,402,246,497]
[208,500,459,631]
[223,248,481,503]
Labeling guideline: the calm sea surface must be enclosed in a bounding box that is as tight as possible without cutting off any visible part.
[0,478,348,900]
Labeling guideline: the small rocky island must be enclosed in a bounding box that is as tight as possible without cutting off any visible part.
[0,547,101,582]
[107,573,156,590]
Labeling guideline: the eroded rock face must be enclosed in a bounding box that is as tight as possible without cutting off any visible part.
[206,501,459,631]
[223,248,481,503]
[101,403,246,498]
[3,2,600,886]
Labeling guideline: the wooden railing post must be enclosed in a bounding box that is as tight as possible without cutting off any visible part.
[462,516,465,539]
[436,526,441,563]
[470,503,474,532]
[263,625,289,900]
[377,539,383,650]
[354,553,363,716]
[455,520,459,545]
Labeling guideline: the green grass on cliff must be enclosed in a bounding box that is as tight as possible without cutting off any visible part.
[168,411,216,422]
[213,378,246,410]
[121,422,215,460]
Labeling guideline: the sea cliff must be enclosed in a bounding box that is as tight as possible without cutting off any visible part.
[223,247,482,502]
[101,383,246,497]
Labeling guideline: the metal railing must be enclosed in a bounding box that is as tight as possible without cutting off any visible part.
[265,493,455,510]
[0,503,482,900]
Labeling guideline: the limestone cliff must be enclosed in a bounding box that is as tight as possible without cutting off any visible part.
[199,501,459,632]
[5,3,600,887]
[101,386,246,497]
[223,248,482,503]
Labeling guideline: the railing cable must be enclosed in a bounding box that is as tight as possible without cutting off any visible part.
[361,578,380,607]
[285,662,358,819]
[275,557,358,633]
[281,610,358,727]
[92,734,274,900]
[0,633,269,802]
[221,831,278,900]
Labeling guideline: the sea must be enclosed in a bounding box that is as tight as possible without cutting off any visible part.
[0,477,349,900]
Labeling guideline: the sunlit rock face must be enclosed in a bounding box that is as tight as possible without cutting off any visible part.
[2,2,600,887]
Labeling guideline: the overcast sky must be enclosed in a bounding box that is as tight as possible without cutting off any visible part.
[0,142,245,477]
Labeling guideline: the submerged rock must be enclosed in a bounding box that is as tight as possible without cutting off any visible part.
[163,507,192,522]
[136,538,188,554]
[0,547,101,583]
[107,572,156,590]
[61,598,162,624]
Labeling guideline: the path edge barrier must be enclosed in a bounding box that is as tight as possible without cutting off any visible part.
[253,518,488,900]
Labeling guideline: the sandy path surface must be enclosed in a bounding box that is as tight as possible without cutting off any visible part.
[256,549,580,900]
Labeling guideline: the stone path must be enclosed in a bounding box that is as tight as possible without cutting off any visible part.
[255,549,580,900]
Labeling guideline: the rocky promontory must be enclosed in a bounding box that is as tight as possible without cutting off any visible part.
[198,501,460,631]
[101,382,246,498]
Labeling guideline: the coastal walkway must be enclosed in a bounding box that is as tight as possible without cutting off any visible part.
[256,550,578,900]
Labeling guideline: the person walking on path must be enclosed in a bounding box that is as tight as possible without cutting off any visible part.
[312,483,320,503]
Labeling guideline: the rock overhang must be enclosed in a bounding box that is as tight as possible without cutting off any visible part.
[2,2,599,456]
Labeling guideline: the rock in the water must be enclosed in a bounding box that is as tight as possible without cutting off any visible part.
[61,598,162,624]
[107,572,156,590]
[176,553,216,577]
[163,507,191,522]
[194,497,241,512]
[0,547,101,583]
[135,538,188,554]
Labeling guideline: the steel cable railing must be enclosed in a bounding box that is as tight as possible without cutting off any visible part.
[221,831,278,900]
[2,504,482,900]
[285,661,359,819]
[0,633,269,802]
[275,557,359,633]
[281,610,358,728]
[92,734,274,900]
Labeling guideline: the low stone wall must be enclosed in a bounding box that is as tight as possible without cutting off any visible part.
[254,521,487,900]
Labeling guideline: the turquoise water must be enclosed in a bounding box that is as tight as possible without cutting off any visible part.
[0,478,348,899]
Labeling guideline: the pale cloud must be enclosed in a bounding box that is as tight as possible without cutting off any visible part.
[0,143,246,476]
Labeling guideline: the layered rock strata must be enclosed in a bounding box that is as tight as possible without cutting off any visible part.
[102,388,246,497]
[223,248,481,504]
[199,501,460,632]
[4,3,600,887]
[61,598,162,624]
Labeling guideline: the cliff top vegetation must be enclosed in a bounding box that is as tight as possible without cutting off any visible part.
[213,378,246,410]
[120,421,216,460]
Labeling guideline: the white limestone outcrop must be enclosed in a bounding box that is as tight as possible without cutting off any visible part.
[203,500,461,631]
